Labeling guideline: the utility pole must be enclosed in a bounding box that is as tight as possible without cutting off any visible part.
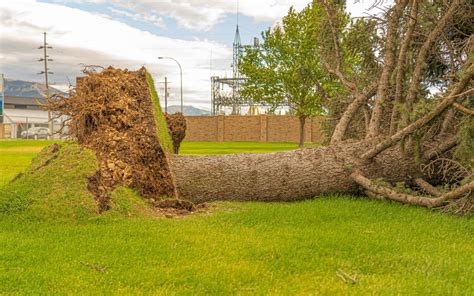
[210,49,213,115]
[164,76,168,113]
[38,32,53,137]
[158,57,183,113]
[157,78,171,113]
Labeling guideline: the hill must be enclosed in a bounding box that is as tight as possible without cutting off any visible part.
[4,79,66,98]
[166,105,210,116]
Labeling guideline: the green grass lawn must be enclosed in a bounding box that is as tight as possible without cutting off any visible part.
[1,140,473,295]
[0,140,313,186]
[0,140,58,186]
[180,141,317,155]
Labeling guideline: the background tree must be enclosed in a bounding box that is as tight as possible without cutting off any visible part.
[313,1,382,141]
[239,5,331,147]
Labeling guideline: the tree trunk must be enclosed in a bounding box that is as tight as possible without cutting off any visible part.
[298,115,306,148]
[170,140,420,203]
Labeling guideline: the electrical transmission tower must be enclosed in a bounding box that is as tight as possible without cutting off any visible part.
[211,0,254,115]
[38,32,53,133]
[232,25,241,89]
[211,25,249,115]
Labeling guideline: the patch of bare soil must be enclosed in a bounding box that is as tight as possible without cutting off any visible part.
[154,199,211,218]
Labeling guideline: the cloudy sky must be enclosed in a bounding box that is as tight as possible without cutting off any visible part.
[0,0,387,110]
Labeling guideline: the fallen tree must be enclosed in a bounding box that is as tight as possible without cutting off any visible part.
[172,140,420,202]
[31,1,472,215]
[174,1,473,211]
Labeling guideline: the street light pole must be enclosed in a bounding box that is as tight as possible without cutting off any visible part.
[158,57,183,113]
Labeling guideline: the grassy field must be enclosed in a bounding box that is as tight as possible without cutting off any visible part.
[0,140,313,186]
[1,140,473,294]
[0,140,59,186]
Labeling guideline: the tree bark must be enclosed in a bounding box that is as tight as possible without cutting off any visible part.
[298,115,306,148]
[170,140,420,203]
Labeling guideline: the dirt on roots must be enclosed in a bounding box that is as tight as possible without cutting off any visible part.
[165,112,187,154]
[47,67,178,212]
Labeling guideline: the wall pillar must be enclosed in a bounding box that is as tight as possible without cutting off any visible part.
[259,115,268,142]
[307,117,312,144]
[217,115,224,142]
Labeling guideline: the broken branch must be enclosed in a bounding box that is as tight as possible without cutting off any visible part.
[351,171,474,208]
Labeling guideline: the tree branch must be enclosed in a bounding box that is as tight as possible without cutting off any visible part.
[319,0,357,92]
[439,108,456,136]
[453,102,474,115]
[351,171,474,208]
[361,63,474,161]
[323,62,357,92]
[330,81,378,144]
[440,88,473,135]
[367,0,408,138]
[421,136,459,162]
[414,178,441,197]
[320,2,343,71]
[432,181,474,207]
[390,0,418,134]
[365,190,386,200]
[402,0,463,124]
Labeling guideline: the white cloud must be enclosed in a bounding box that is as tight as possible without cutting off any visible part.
[109,7,166,29]
[0,0,232,110]
[0,0,393,110]
[51,0,312,31]
[48,0,393,31]
[347,0,394,17]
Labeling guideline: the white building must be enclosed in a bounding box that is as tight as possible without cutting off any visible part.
[2,95,52,138]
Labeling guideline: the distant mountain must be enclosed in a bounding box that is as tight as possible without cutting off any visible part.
[4,79,66,98]
[165,105,211,116]
[3,80,210,116]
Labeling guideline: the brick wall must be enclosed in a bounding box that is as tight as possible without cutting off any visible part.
[184,115,326,143]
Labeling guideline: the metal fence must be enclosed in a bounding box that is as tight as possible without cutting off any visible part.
[0,115,69,140]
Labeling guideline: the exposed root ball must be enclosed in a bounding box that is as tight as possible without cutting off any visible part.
[165,112,187,154]
[47,67,177,210]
